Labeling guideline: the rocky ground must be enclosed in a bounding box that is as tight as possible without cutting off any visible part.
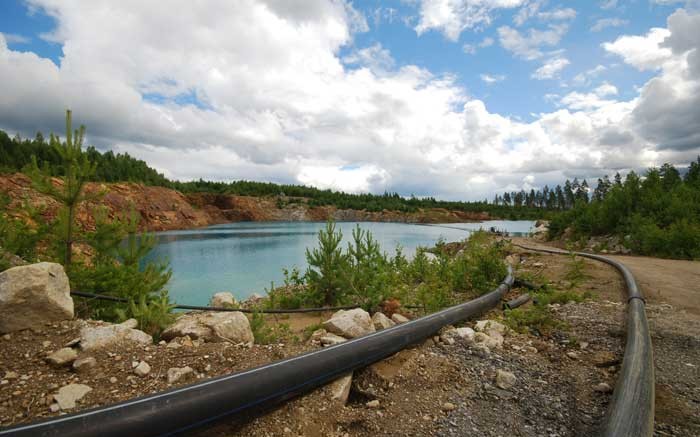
[1,238,698,436]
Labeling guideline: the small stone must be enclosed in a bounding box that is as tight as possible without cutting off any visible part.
[391,313,410,324]
[523,345,538,354]
[441,402,456,412]
[532,262,544,267]
[45,347,78,367]
[567,352,579,360]
[366,399,380,408]
[72,357,97,373]
[49,403,60,412]
[329,373,353,404]
[371,312,396,330]
[4,371,18,380]
[579,342,589,350]
[495,370,516,390]
[134,361,151,377]
[42,340,52,348]
[320,333,347,347]
[2,334,10,340]
[53,383,92,410]
[109,377,118,384]
[167,366,194,384]
[594,382,613,393]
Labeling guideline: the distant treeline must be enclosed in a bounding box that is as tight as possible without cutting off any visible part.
[0,129,544,218]
[547,159,700,259]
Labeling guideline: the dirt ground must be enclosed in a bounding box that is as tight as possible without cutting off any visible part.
[1,237,698,436]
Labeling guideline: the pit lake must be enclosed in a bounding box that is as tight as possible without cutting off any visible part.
[143,220,535,305]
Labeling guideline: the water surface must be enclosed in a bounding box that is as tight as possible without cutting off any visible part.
[144,220,534,305]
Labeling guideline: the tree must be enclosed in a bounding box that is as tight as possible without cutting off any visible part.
[28,110,100,268]
[304,221,350,305]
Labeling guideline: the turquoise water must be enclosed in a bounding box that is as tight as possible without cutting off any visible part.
[144,220,534,305]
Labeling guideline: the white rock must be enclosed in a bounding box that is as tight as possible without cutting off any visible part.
[454,327,475,342]
[391,313,410,324]
[0,263,74,333]
[473,332,503,349]
[209,292,237,308]
[366,399,380,408]
[371,312,396,330]
[45,347,78,367]
[161,312,253,344]
[119,319,138,329]
[495,370,516,390]
[320,333,347,346]
[53,383,92,410]
[308,328,327,344]
[79,323,152,351]
[134,361,151,377]
[328,373,353,404]
[474,320,506,336]
[323,308,375,339]
[72,357,97,373]
[167,366,194,384]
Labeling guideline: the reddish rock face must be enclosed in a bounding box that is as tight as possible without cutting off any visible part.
[0,173,490,233]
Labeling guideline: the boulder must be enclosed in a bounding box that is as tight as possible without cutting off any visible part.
[161,311,254,344]
[323,308,375,339]
[328,373,353,404]
[371,312,396,330]
[45,347,78,367]
[79,323,153,351]
[119,319,138,329]
[391,313,410,324]
[495,370,516,390]
[473,331,503,349]
[0,263,74,333]
[167,366,194,384]
[53,383,92,410]
[209,292,237,308]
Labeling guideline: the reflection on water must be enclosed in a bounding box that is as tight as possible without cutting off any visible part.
[144,220,534,305]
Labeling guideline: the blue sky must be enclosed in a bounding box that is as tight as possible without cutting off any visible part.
[1,1,699,200]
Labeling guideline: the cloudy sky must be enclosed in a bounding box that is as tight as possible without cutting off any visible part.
[1,0,699,200]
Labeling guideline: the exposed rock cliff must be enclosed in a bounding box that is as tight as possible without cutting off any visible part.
[0,173,489,232]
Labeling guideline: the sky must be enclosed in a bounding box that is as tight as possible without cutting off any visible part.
[1,0,699,201]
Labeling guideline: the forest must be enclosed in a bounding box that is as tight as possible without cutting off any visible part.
[0,129,542,218]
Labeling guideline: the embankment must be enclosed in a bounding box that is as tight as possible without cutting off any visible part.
[0,173,489,232]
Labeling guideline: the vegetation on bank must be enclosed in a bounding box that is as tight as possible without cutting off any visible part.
[547,160,700,259]
[0,128,543,219]
[265,222,508,312]
[0,112,173,334]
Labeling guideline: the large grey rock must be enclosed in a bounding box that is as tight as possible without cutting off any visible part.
[323,308,375,339]
[161,311,253,344]
[209,292,237,308]
[371,312,396,330]
[0,263,74,333]
[53,383,92,410]
[79,323,152,351]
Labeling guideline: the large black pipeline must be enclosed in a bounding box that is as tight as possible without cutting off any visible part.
[1,267,513,437]
[512,243,654,437]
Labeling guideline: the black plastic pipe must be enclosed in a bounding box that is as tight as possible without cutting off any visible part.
[503,293,530,310]
[1,268,513,437]
[512,243,654,437]
[70,290,361,314]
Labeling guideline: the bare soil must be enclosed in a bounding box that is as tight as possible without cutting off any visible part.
[1,237,698,436]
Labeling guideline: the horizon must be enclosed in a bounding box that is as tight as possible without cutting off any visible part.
[1,1,699,201]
